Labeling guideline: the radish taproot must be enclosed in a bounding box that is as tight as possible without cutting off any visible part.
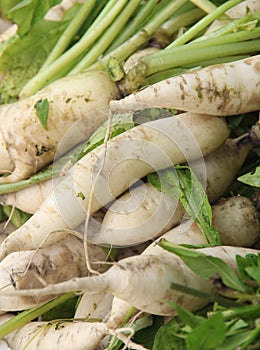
[2,316,109,350]
[0,112,229,259]
[87,131,257,246]
[0,70,120,183]
[111,55,260,116]
[0,232,108,311]
[1,246,258,316]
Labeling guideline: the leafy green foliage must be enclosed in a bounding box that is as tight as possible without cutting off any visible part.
[2,205,31,227]
[5,0,62,35]
[159,242,247,292]
[0,4,80,103]
[238,166,260,188]
[148,165,221,245]
[152,248,260,350]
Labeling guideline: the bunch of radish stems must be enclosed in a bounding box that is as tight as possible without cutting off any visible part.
[0,0,259,349]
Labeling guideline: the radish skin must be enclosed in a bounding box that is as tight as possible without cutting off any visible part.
[0,233,108,311]
[105,195,259,326]
[2,128,254,215]
[212,196,260,246]
[2,246,258,316]
[0,112,229,259]
[191,133,255,203]
[111,55,260,116]
[3,319,109,350]
[3,179,53,214]
[0,71,120,183]
[75,292,113,320]
[88,133,255,246]
[88,182,185,246]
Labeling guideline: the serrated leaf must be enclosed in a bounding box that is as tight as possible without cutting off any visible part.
[159,241,247,292]
[238,166,260,188]
[34,98,49,129]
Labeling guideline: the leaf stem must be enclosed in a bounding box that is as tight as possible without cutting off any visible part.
[40,0,96,69]
[19,0,129,96]
[166,0,243,48]
[0,293,76,339]
[69,0,141,74]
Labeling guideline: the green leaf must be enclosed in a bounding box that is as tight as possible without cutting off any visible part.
[41,295,79,321]
[7,0,62,35]
[34,98,49,129]
[2,205,31,227]
[0,205,8,222]
[186,312,226,350]
[238,166,260,187]
[152,318,187,350]
[168,302,205,329]
[148,165,221,245]
[133,316,163,350]
[159,241,247,292]
[0,5,80,103]
[236,253,260,284]
[216,329,259,350]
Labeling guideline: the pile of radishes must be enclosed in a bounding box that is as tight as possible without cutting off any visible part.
[0,0,259,349]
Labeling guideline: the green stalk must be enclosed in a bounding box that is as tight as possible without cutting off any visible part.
[161,8,205,37]
[40,0,96,69]
[166,0,243,49]
[107,0,159,51]
[144,0,188,35]
[189,0,218,13]
[240,324,260,350]
[144,54,248,85]
[143,38,260,76]
[0,293,76,339]
[73,0,188,74]
[89,0,189,73]
[69,0,141,74]
[193,11,260,42]
[19,0,128,96]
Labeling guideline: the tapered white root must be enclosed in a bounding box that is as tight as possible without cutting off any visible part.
[0,232,108,311]
[2,246,258,316]
[0,71,120,183]
[0,112,229,259]
[3,318,109,350]
[111,55,260,116]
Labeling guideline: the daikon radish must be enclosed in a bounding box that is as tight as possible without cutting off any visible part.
[0,71,120,183]
[0,112,229,259]
[0,232,108,311]
[111,55,260,116]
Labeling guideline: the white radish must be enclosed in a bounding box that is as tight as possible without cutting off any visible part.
[0,112,229,258]
[3,179,53,214]
[2,246,258,316]
[3,318,109,350]
[88,132,256,246]
[2,127,254,216]
[0,70,120,183]
[99,195,260,327]
[191,132,256,203]
[0,232,108,311]
[111,55,260,116]
[212,196,260,247]
[88,182,184,246]
[75,292,113,320]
